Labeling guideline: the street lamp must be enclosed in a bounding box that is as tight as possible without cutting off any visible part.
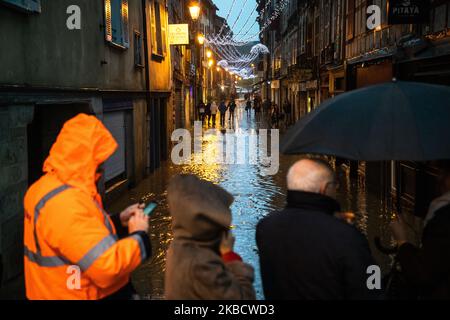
[189,1,202,123]
[208,59,214,68]
[188,1,201,21]
[197,33,205,45]
[206,49,213,59]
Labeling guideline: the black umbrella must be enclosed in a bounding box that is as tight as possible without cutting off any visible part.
[281,80,450,161]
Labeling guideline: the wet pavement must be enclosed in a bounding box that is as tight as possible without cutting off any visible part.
[108,102,394,300]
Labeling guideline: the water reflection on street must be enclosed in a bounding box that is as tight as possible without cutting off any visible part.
[108,102,392,300]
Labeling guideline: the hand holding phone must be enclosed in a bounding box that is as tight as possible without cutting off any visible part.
[128,209,149,234]
[143,201,158,217]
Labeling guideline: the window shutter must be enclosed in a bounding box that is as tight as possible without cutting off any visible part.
[122,0,130,48]
[150,1,158,54]
[3,0,41,13]
[346,0,355,41]
[28,0,40,12]
[105,0,113,42]
[161,2,167,56]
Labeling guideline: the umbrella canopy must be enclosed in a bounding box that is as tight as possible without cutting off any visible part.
[281,81,450,161]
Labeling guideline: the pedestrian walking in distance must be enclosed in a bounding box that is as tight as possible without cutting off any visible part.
[270,103,279,129]
[165,174,256,300]
[263,99,271,117]
[210,101,218,127]
[219,100,228,127]
[198,100,206,124]
[254,97,262,121]
[283,99,292,125]
[256,159,379,300]
[205,101,212,126]
[245,99,252,117]
[228,99,237,122]
[23,114,152,300]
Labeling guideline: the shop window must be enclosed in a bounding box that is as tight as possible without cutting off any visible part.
[335,78,345,92]
[104,0,130,48]
[433,4,447,33]
[2,0,41,13]
[448,4,450,29]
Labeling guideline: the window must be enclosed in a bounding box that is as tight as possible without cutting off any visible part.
[433,4,447,32]
[150,0,167,58]
[299,14,306,54]
[346,0,355,41]
[104,0,130,48]
[134,31,144,67]
[2,0,41,13]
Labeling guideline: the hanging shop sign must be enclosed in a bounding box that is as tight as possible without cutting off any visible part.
[271,80,280,89]
[306,80,318,90]
[169,24,190,45]
[388,0,430,25]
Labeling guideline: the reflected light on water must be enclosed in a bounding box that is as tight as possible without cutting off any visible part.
[108,103,392,300]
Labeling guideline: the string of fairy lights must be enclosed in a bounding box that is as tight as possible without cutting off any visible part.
[203,0,289,80]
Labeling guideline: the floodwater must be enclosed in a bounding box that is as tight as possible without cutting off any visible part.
[108,102,394,300]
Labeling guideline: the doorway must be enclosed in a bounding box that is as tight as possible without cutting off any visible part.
[27,103,93,185]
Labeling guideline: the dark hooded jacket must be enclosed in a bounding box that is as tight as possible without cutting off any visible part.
[256,190,379,300]
[396,197,450,299]
[165,175,256,300]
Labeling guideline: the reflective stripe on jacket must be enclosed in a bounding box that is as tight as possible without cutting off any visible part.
[23,114,148,300]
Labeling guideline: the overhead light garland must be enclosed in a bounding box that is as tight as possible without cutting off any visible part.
[205,0,287,80]
[209,0,289,46]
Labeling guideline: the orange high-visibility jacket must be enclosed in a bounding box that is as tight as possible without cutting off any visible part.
[24,114,148,300]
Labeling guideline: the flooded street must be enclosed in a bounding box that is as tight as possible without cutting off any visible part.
[108,102,393,300]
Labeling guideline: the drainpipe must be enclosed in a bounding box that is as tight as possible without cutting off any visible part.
[142,0,152,174]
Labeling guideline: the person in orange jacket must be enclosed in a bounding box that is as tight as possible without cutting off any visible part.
[23,113,151,300]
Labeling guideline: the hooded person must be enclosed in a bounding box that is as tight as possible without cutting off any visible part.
[23,113,151,300]
[164,174,256,300]
[391,163,450,299]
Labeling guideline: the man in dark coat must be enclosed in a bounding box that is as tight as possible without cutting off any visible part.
[198,101,206,124]
[390,163,450,299]
[283,99,292,125]
[218,100,228,127]
[205,102,212,126]
[256,159,379,300]
[228,100,237,122]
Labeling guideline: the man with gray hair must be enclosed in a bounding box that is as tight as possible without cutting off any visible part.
[256,159,378,300]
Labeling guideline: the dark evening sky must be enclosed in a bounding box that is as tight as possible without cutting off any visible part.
[215,0,259,41]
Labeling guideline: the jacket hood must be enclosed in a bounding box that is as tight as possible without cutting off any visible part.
[167,175,234,242]
[424,191,450,227]
[43,113,118,197]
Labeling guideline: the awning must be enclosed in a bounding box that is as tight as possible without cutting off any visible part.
[347,47,396,65]
[397,38,450,63]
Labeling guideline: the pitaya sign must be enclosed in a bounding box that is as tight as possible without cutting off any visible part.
[388,0,430,25]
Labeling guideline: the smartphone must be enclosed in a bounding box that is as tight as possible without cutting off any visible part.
[143,201,158,217]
